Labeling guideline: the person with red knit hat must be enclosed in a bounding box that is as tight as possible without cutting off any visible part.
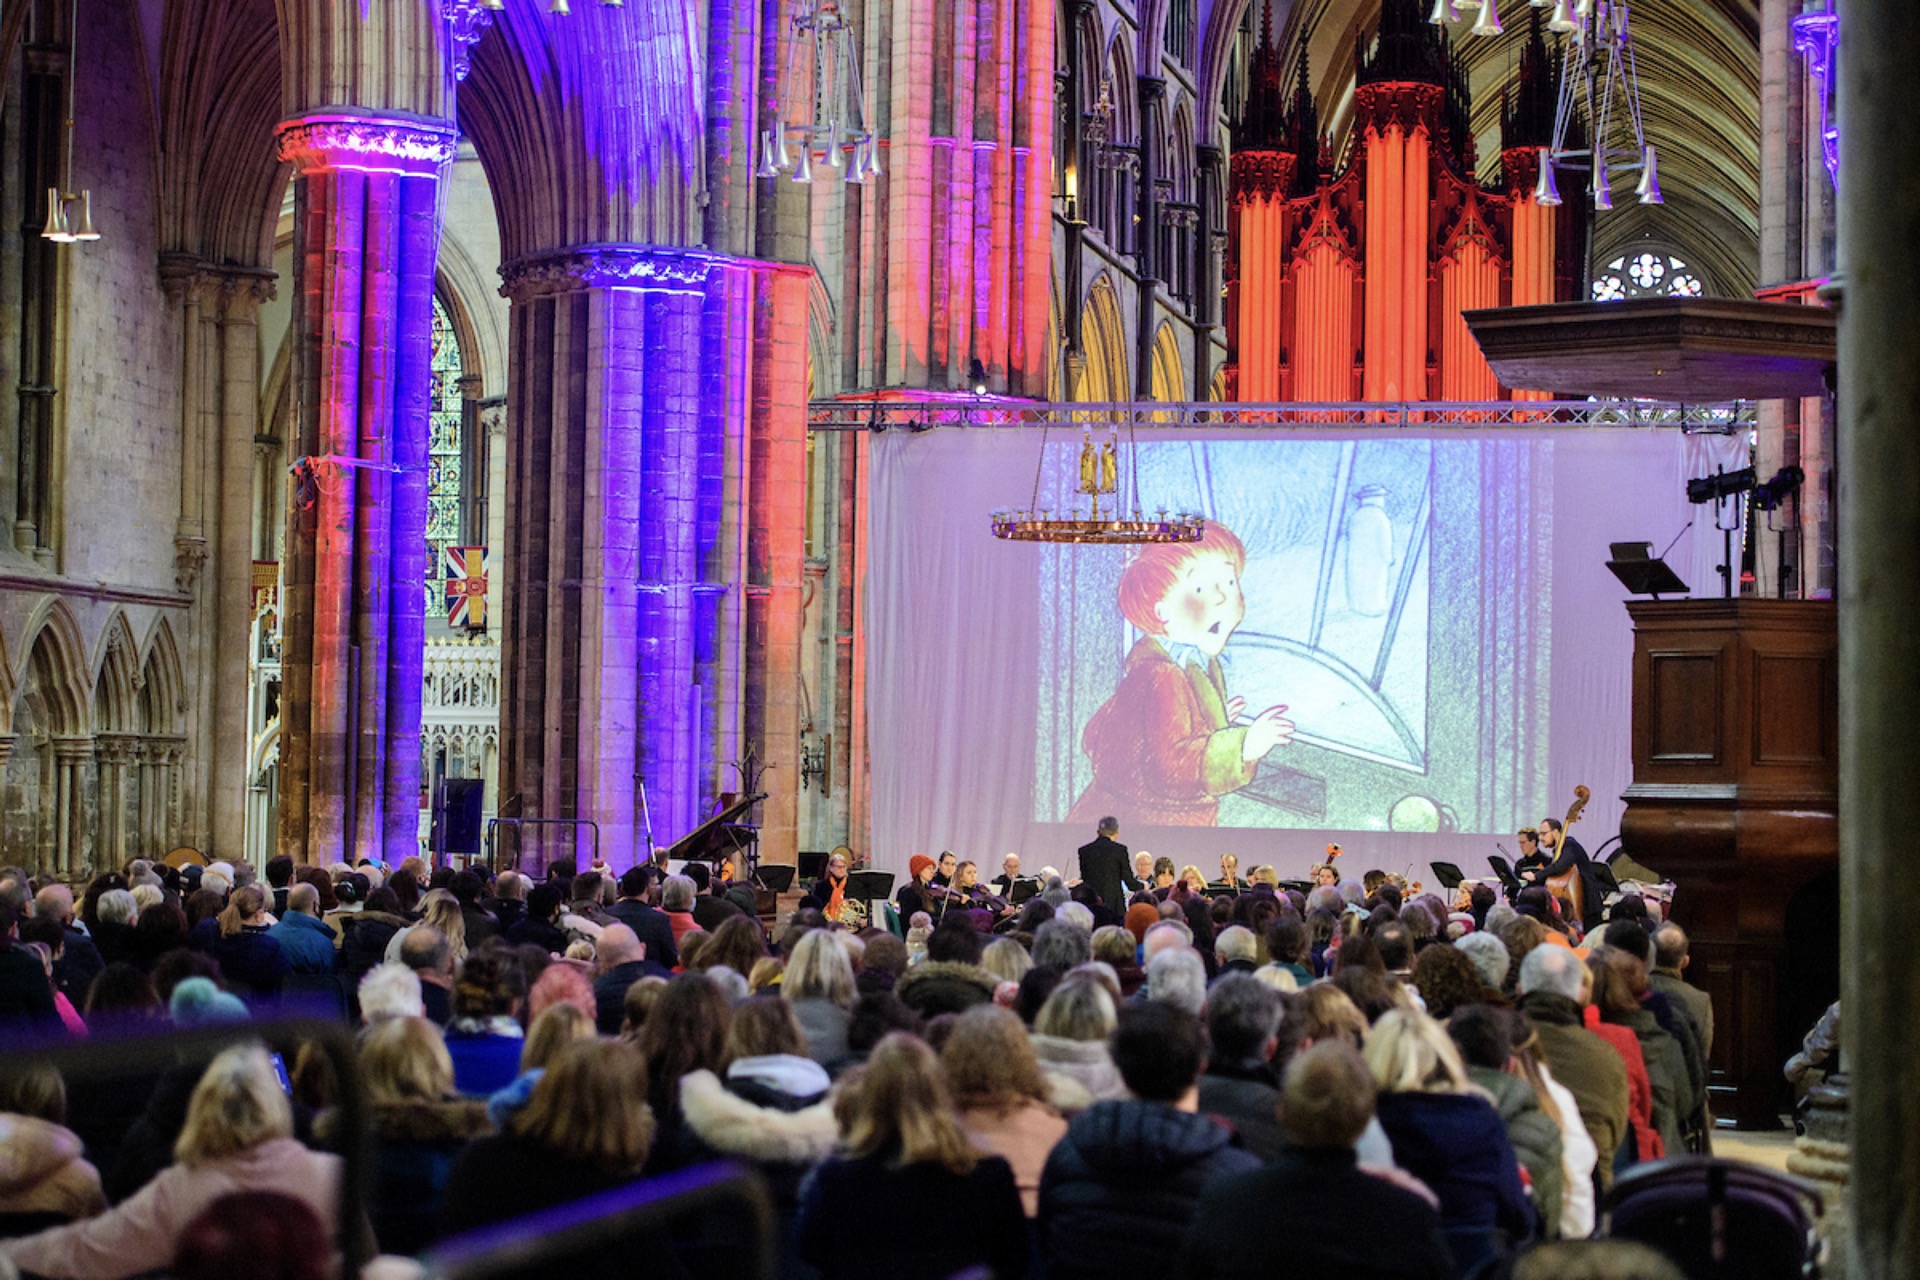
[897,855,939,921]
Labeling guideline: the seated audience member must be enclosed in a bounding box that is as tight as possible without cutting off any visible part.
[1517,944,1630,1189]
[0,1063,107,1235]
[1453,932,1513,998]
[171,1189,328,1280]
[1039,1004,1259,1280]
[1196,973,1286,1160]
[358,963,427,1025]
[266,884,338,975]
[1029,973,1127,1112]
[661,875,701,948]
[322,1015,492,1256]
[338,888,411,984]
[1366,1009,1535,1267]
[1263,915,1315,988]
[1599,922,1706,1124]
[607,867,681,969]
[638,972,733,1173]
[1412,943,1491,1021]
[686,863,742,932]
[1030,921,1093,974]
[399,926,457,1024]
[17,921,85,1034]
[1213,926,1259,978]
[782,929,860,1074]
[1588,951,1675,1160]
[0,903,61,1033]
[981,936,1036,988]
[487,1004,600,1131]
[679,997,835,1280]
[1144,947,1207,1017]
[1090,926,1145,997]
[441,1041,664,1280]
[449,871,500,947]
[894,923,999,1019]
[504,884,570,954]
[696,914,770,980]
[34,884,103,1011]
[796,1034,1027,1280]
[1183,1041,1453,1280]
[1649,922,1713,1058]
[3,1046,342,1280]
[387,890,467,968]
[204,887,288,1001]
[444,951,528,1097]
[590,924,670,1036]
[1447,1004,1565,1236]
[942,1004,1069,1216]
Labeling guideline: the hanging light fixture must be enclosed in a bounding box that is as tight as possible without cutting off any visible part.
[990,421,1205,547]
[41,0,100,246]
[1533,146,1562,206]
[755,2,884,189]
[1538,0,1662,210]
[1469,0,1504,38]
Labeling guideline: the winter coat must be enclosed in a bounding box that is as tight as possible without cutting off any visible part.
[892,961,998,1019]
[267,910,340,975]
[1651,967,1714,1058]
[204,925,289,999]
[317,1098,493,1257]
[797,1150,1027,1280]
[1030,1035,1129,1114]
[959,1098,1069,1216]
[1613,1005,1689,1157]
[0,946,59,1033]
[340,910,411,983]
[1518,990,1630,1187]
[1196,1058,1284,1161]
[1183,1146,1453,1280]
[679,1057,836,1280]
[0,1113,106,1234]
[1466,1065,1564,1235]
[1038,1100,1260,1280]
[1,1139,340,1280]
[593,958,673,1035]
[445,1019,527,1098]
[51,928,103,1011]
[1374,1091,1535,1240]
[1583,1006,1662,1161]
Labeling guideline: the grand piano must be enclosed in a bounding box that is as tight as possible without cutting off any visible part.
[662,792,766,876]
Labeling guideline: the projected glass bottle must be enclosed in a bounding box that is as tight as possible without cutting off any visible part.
[1344,484,1395,616]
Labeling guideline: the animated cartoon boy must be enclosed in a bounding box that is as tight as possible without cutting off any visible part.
[1067,524,1294,826]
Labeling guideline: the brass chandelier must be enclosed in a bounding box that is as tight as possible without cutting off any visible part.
[990,422,1204,546]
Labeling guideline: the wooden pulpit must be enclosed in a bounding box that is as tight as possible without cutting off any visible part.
[1619,599,1839,1130]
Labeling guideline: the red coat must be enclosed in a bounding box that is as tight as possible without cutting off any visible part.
[1586,1005,1664,1161]
[1068,638,1256,827]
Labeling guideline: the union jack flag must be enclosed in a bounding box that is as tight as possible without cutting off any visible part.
[444,546,488,630]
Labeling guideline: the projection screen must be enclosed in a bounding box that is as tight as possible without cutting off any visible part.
[867,424,1746,884]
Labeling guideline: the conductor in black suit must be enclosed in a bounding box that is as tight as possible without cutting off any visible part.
[1076,817,1139,910]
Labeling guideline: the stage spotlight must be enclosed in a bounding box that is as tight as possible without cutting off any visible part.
[1686,467,1756,505]
[969,358,989,398]
[1751,465,1805,512]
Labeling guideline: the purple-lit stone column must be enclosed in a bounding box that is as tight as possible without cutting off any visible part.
[276,114,455,865]
[500,248,738,872]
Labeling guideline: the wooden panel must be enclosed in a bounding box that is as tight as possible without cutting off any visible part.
[1752,653,1833,766]
[1649,651,1723,762]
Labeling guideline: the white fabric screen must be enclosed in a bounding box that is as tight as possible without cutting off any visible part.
[867,425,1745,882]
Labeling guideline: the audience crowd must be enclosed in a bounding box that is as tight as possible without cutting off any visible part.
[0,848,1717,1280]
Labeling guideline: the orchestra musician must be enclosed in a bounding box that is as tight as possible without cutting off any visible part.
[806,850,852,918]
[933,851,958,889]
[1131,851,1156,892]
[988,853,1024,900]
[1179,865,1209,895]
[1214,853,1246,891]
[1526,817,1604,930]
[1514,828,1551,885]
[945,860,1013,919]
[897,855,939,920]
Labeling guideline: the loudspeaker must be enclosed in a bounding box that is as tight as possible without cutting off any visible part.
[433,779,486,855]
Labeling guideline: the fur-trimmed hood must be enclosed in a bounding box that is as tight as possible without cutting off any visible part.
[893,960,998,1015]
[316,1097,496,1147]
[678,1069,838,1166]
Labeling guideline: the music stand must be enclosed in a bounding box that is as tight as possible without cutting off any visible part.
[847,870,894,908]
[1429,861,1467,892]
[1487,854,1524,896]
[796,851,829,883]
[756,865,795,894]
[1607,541,1690,599]
[1009,878,1040,905]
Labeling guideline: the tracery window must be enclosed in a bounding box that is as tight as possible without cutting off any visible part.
[1591,251,1705,301]
[427,296,468,622]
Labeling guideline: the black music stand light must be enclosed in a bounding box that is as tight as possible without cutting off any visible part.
[1607,541,1690,600]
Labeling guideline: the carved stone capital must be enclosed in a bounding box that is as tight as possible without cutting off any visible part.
[275,113,459,176]
[158,252,278,308]
[498,245,724,301]
[52,736,94,765]
[174,535,210,594]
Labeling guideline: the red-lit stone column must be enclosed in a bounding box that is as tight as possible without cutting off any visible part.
[275,115,455,865]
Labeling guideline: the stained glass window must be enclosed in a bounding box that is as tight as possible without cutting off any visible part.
[428,296,467,624]
[1591,251,1705,301]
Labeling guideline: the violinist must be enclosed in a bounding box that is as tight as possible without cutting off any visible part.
[897,854,939,920]
[932,851,958,889]
[988,853,1024,900]
[948,860,1012,918]
[1215,853,1246,892]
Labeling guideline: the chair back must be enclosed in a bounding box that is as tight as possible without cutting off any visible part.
[1603,1155,1823,1280]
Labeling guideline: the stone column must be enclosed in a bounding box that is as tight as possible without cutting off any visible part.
[52,737,91,875]
[274,115,455,866]
[498,248,807,873]
[1839,3,1920,1276]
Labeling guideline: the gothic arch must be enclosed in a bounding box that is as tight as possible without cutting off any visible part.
[15,601,88,738]
[1150,322,1186,402]
[91,611,141,736]
[1077,274,1129,403]
[140,619,187,739]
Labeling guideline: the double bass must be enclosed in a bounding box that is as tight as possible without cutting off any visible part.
[1546,785,1591,924]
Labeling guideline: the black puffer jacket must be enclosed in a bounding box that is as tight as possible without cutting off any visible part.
[1039,1100,1259,1280]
